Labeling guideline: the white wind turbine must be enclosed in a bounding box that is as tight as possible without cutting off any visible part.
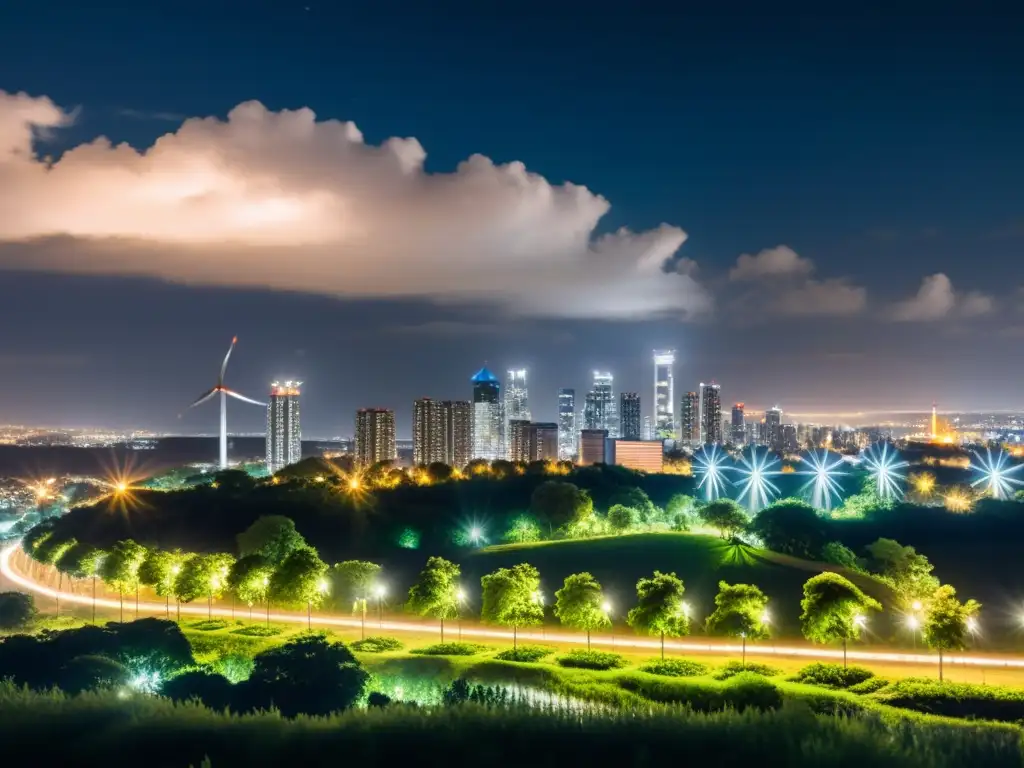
[187,336,265,469]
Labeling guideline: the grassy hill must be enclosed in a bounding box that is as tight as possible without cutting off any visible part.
[466,533,891,639]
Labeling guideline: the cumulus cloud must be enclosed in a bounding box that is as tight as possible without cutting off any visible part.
[0,90,711,320]
[729,246,814,281]
[773,279,867,316]
[890,273,993,321]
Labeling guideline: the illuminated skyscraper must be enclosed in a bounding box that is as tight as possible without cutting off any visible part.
[266,381,301,474]
[471,367,502,461]
[442,400,472,469]
[731,403,746,445]
[503,369,530,458]
[680,391,700,444]
[509,421,558,462]
[557,388,576,461]
[653,350,675,439]
[584,371,616,436]
[620,392,641,440]
[699,382,722,444]
[413,398,446,466]
[764,406,783,451]
[355,408,396,466]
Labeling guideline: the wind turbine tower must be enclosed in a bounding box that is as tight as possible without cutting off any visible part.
[188,336,266,469]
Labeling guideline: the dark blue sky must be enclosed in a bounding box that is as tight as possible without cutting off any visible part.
[0,2,1022,436]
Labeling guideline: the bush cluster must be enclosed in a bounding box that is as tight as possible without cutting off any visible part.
[848,677,890,695]
[712,661,782,680]
[557,650,627,670]
[872,679,1024,723]
[350,636,404,653]
[639,659,709,678]
[494,645,554,663]
[410,643,486,657]
[792,663,874,689]
[189,620,230,632]
[231,625,282,637]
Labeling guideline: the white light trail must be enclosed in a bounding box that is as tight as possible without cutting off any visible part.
[734,446,781,512]
[694,443,730,502]
[862,441,908,501]
[970,447,1024,501]
[798,449,847,511]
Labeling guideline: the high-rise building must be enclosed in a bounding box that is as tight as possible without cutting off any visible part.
[584,372,616,436]
[642,415,653,442]
[557,388,576,461]
[608,440,664,473]
[503,369,530,458]
[413,398,446,466]
[699,382,722,444]
[579,429,608,465]
[731,403,746,445]
[509,421,559,462]
[355,408,396,466]
[653,350,675,439]
[266,381,301,474]
[507,419,530,462]
[680,391,700,444]
[764,406,783,451]
[471,367,502,461]
[440,400,470,469]
[782,424,799,453]
[620,392,641,440]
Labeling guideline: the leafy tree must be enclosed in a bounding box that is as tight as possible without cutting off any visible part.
[406,556,462,642]
[705,582,770,645]
[0,592,36,630]
[865,538,939,608]
[175,553,235,610]
[162,670,236,710]
[821,542,861,571]
[236,634,369,717]
[331,560,382,613]
[98,539,148,622]
[750,500,828,557]
[270,546,328,609]
[609,488,659,524]
[237,515,307,564]
[530,481,593,534]
[55,542,105,579]
[923,584,981,681]
[666,494,697,530]
[698,499,749,538]
[607,504,638,533]
[553,572,610,649]
[210,468,256,494]
[425,462,453,482]
[800,572,881,667]
[504,514,541,544]
[480,563,544,648]
[138,549,187,610]
[227,554,274,614]
[626,571,689,659]
[22,521,55,559]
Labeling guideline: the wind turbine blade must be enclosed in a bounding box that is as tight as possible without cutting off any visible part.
[218,336,238,386]
[223,388,266,407]
[186,387,219,410]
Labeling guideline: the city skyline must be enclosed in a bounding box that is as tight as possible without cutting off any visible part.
[0,7,1022,433]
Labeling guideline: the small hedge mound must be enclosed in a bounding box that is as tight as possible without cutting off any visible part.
[713,661,782,680]
[351,636,404,653]
[557,650,627,671]
[188,620,229,632]
[792,663,874,689]
[494,645,554,663]
[848,677,890,695]
[411,642,486,657]
[639,659,709,678]
[231,625,282,637]
[871,679,1024,723]
[723,672,784,712]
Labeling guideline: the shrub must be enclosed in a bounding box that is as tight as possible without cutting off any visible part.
[57,655,129,695]
[713,661,781,680]
[351,636,404,653]
[821,541,861,571]
[212,653,255,683]
[367,691,392,708]
[640,659,709,678]
[792,663,874,689]
[494,645,554,663]
[557,649,627,670]
[0,592,36,630]
[848,677,890,695]
[189,620,229,632]
[872,679,1024,723]
[231,625,282,637]
[410,642,486,657]
[722,672,784,712]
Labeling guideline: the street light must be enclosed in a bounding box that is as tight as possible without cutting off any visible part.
[374,584,387,629]
[456,587,467,641]
[171,564,181,620]
[906,615,920,649]
[308,578,329,630]
[469,525,483,545]
[263,575,271,628]
[911,600,923,612]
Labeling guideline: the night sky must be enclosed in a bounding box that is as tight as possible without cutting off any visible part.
[0,3,1022,437]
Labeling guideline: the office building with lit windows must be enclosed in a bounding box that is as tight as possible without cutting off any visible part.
[503,369,530,458]
[509,420,559,462]
[557,388,576,461]
[699,382,722,444]
[355,408,396,466]
[680,391,700,444]
[620,392,641,440]
[442,400,472,469]
[413,398,446,466]
[764,406,783,451]
[731,403,746,445]
[584,371,617,436]
[266,381,301,474]
[653,350,675,438]
[471,367,502,461]
[579,428,608,465]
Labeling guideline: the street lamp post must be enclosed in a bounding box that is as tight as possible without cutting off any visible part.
[374,584,387,629]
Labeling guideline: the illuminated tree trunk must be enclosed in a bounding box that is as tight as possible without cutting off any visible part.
[440,617,445,643]
[742,634,746,668]
[514,625,518,650]
[661,631,665,660]
[843,638,848,669]
[119,588,124,623]
[587,629,591,651]
[939,650,944,681]
[136,584,140,619]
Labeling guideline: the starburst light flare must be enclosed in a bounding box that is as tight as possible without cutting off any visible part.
[798,449,847,511]
[970,447,1024,500]
[735,446,781,512]
[694,444,731,502]
[863,441,908,501]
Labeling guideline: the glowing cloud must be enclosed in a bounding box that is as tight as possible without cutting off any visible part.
[0,91,711,320]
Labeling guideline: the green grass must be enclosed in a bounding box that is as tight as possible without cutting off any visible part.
[472,532,889,636]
